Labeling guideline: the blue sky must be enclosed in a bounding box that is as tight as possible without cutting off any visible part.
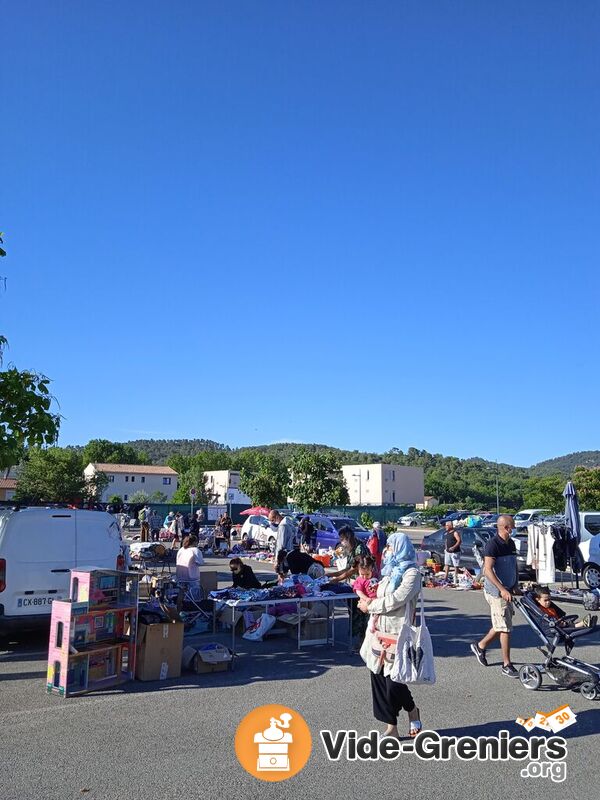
[2,1,599,467]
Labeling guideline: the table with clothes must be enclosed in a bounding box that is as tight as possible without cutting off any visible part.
[209,575,356,665]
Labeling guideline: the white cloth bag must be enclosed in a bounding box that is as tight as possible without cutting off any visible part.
[242,613,276,641]
[391,591,436,685]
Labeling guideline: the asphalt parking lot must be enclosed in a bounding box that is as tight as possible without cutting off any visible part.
[1,538,599,800]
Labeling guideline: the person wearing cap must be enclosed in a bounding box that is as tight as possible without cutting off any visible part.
[368,521,387,571]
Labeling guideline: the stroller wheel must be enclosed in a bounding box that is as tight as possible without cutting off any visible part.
[519,664,542,690]
[580,681,599,701]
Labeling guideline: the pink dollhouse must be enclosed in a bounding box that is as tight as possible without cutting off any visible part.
[47,569,139,697]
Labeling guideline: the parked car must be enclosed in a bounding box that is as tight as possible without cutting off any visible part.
[240,514,276,547]
[479,513,499,525]
[0,507,129,635]
[398,512,428,527]
[419,526,533,577]
[307,514,369,551]
[574,511,600,588]
[439,511,471,525]
[513,508,551,531]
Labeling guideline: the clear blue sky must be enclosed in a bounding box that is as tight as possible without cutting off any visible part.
[2,1,599,467]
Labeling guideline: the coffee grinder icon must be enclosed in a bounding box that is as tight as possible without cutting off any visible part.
[253,713,293,771]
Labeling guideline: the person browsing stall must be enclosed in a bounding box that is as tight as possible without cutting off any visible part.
[270,510,296,563]
[279,545,326,579]
[175,535,205,607]
[358,533,423,739]
[328,526,368,584]
[229,557,262,589]
[470,515,519,678]
[443,521,462,584]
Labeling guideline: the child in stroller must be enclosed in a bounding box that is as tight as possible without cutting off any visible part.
[513,589,600,700]
[532,585,597,630]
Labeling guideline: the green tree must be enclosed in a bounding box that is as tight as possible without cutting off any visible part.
[360,512,374,529]
[129,490,150,504]
[108,494,123,506]
[171,465,210,504]
[522,475,565,513]
[572,467,600,511]
[82,439,150,466]
[288,448,349,512]
[148,490,168,503]
[0,234,61,470]
[239,454,289,507]
[15,448,107,504]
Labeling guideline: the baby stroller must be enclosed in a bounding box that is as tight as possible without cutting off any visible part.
[513,591,600,700]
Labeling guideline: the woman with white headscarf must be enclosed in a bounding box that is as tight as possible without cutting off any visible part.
[358,532,422,738]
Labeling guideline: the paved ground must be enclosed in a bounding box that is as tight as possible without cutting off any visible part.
[1,548,599,800]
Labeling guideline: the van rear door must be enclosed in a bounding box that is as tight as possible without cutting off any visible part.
[74,511,121,569]
[2,511,75,619]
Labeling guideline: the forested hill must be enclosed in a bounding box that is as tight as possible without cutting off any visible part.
[530,451,600,477]
[121,438,230,462]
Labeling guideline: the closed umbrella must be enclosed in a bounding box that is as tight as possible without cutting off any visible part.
[563,480,581,588]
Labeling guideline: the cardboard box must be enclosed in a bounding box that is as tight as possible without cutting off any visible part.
[200,571,218,593]
[192,643,232,674]
[135,621,184,681]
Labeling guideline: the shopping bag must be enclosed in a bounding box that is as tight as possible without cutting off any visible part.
[242,613,277,641]
[390,592,436,685]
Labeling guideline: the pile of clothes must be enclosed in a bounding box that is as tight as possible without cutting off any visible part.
[209,575,353,604]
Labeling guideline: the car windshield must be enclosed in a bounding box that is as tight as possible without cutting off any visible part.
[514,513,530,521]
[330,517,366,532]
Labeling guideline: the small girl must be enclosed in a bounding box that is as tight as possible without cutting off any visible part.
[353,555,380,633]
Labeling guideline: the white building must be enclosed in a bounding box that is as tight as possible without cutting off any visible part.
[342,464,424,506]
[84,463,179,503]
[203,470,252,505]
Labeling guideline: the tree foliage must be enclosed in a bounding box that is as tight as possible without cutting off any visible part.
[15,448,107,504]
[0,357,61,470]
[288,448,349,512]
[572,467,600,511]
[239,453,290,507]
[522,475,565,513]
[171,464,210,504]
[82,439,150,466]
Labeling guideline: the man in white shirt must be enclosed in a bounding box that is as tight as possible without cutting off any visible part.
[269,510,297,571]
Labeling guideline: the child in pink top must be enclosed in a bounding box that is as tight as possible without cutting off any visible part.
[353,555,380,632]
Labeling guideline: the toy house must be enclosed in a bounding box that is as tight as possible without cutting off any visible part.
[47,569,139,697]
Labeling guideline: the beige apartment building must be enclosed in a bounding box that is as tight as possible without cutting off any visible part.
[84,463,179,502]
[203,470,252,505]
[342,464,424,506]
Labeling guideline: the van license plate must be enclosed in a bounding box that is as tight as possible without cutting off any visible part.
[17,595,64,609]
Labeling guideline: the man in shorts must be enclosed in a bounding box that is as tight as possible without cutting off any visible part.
[470,514,519,678]
[443,521,461,584]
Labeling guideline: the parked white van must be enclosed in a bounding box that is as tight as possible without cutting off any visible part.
[577,511,600,588]
[0,507,129,635]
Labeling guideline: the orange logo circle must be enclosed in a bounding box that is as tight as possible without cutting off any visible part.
[234,704,312,782]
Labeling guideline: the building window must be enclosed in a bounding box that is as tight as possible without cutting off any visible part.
[163,477,172,485]
[124,494,128,501]
[141,476,145,483]
[108,475,114,483]
[366,470,370,481]
[392,470,395,481]
[131,476,135,482]
[125,476,129,483]
[392,490,396,503]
